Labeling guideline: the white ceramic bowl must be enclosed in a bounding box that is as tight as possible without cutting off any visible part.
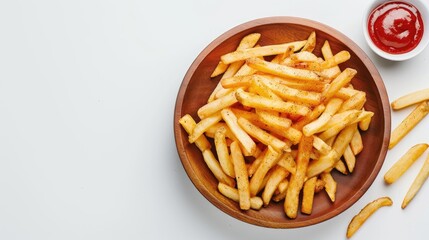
[363,0,429,61]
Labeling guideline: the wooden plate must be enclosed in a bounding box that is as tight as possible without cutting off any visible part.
[174,17,390,228]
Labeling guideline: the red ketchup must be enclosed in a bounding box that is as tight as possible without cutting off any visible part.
[368,1,424,54]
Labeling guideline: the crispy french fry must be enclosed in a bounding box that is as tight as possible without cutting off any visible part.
[338,91,366,113]
[350,130,363,155]
[303,98,343,136]
[277,152,297,174]
[249,146,280,196]
[332,123,358,158]
[221,108,257,155]
[272,179,289,202]
[301,176,317,214]
[320,50,351,69]
[384,143,428,184]
[307,150,339,178]
[238,117,290,152]
[334,160,349,175]
[262,166,289,205]
[313,136,332,155]
[389,101,429,149]
[321,172,337,202]
[402,152,429,208]
[179,114,211,151]
[301,31,316,52]
[343,145,356,173]
[221,40,306,64]
[256,109,292,130]
[218,182,263,210]
[347,197,393,238]
[285,136,313,219]
[292,104,326,130]
[189,112,223,143]
[230,141,251,210]
[315,179,326,193]
[202,149,236,187]
[198,90,238,119]
[358,108,372,131]
[235,88,311,116]
[321,68,357,102]
[211,61,229,78]
[246,57,321,82]
[391,88,429,110]
[318,111,360,141]
[214,126,235,178]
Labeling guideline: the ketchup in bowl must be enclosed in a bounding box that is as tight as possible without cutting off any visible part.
[368,1,424,54]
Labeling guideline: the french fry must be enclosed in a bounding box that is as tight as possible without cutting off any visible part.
[321,68,357,102]
[221,40,306,64]
[285,136,313,219]
[346,197,393,238]
[320,40,341,80]
[391,88,429,110]
[218,182,263,210]
[307,150,339,178]
[249,146,280,196]
[358,108,372,131]
[315,178,326,193]
[272,179,289,202]
[257,76,322,106]
[343,145,356,173]
[247,148,267,177]
[214,126,235,178]
[198,90,238,119]
[301,176,317,214]
[189,112,223,143]
[338,91,366,113]
[292,104,326,130]
[178,114,211,152]
[230,141,251,210]
[389,101,429,149]
[332,123,358,159]
[246,57,321,82]
[318,111,360,141]
[202,149,236,187]
[313,136,332,155]
[350,130,363,155]
[211,61,229,78]
[235,88,311,116]
[385,143,428,184]
[301,31,316,52]
[262,166,289,205]
[402,152,429,208]
[321,172,337,202]
[277,152,297,174]
[238,117,290,152]
[221,108,257,155]
[303,98,343,136]
[334,160,349,175]
[320,50,351,69]
[256,109,292,130]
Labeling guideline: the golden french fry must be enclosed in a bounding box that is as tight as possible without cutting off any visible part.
[249,75,283,101]
[220,75,254,89]
[292,104,326,130]
[230,141,251,210]
[350,130,363,155]
[318,111,360,141]
[285,136,313,219]
[384,143,428,184]
[321,172,337,202]
[321,68,357,102]
[238,117,290,152]
[402,152,429,208]
[235,88,311,116]
[218,182,263,210]
[301,31,316,52]
[198,90,238,119]
[214,126,235,178]
[202,149,236,187]
[320,40,341,80]
[303,98,343,136]
[358,108,372,131]
[276,152,297,174]
[256,109,292,130]
[313,136,332,155]
[221,108,257,155]
[332,123,358,158]
[262,74,326,93]
[315,179,326,193]
[391,88,429,110]
[189,112,223,143]
[211,61,229,78]
[221,40,306,64]
[338,91,366,112]
[247,148,267,177]
[334,160,349,175]
[262,166,289,205]
[343,145,356,173]
[272,179,289,202]
[389,101,429,149]
[320,50,351,69]
[257,76,322,106]
[249,146,280,196]
[301,176,317,214]
[246,57,321,82]
[178,114,211,152]
[347,197,393,238]
[307,150,339,178]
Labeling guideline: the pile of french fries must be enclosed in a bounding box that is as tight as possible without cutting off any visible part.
[346,89,429,238]
[180,31,375,219]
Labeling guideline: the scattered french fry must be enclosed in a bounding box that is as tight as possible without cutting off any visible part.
[347,197,393,238]
[391,88,429,110]
[384,143,428,184]
[402,152,429,208]
[389,101,429,149]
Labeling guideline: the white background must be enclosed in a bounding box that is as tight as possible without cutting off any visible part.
[0,0,428,239]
